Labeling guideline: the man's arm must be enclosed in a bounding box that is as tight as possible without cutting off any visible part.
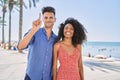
[18,14,41,50]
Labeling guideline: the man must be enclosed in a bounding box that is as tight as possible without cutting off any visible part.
[17,6,56,80]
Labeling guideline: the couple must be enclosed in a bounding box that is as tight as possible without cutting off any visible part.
[18,6,87,80]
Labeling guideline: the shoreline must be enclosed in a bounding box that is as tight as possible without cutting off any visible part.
[83,56,120,80]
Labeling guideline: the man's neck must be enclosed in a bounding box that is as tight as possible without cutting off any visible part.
[44,27,52,39]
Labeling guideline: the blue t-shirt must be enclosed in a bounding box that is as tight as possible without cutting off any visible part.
[25,27,56,80]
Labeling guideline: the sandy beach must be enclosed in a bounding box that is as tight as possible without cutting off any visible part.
[83,57,120,80]
[0,47,120,80]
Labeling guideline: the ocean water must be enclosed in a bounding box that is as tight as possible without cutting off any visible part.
[82,42,120,60]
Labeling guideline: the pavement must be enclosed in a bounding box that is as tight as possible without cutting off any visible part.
[0,48,27,80]
[0,47,120,80]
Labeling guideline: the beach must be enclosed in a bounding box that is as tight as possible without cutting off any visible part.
[0,47,120,80]
[83,57,120,80]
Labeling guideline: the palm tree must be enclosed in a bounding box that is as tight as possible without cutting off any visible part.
[17,0,23,52]
[29,0,40,8]
[18,0,39,52]
[0,16,2,28]
[0,16,7,43]
[18,0,23,43]
[18,0,27,44]
[1,0,40,50]
[0,0,7,45]
[0,16,2,43]
[8,0,16,50]
[18,0,40,42]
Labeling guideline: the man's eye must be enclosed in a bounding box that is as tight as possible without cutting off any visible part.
[44,17,48,19]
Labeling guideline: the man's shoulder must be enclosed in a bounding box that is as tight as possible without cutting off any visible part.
[52,33,57,38]
[35,27,44,34]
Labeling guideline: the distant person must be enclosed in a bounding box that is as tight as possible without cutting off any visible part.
[17,6,56,80]
[52,18,87,80]
[88,53,91,57]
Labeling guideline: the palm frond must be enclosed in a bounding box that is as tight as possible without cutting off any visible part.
[0,0,3,4]
[4,0,8,4]
[29,0,31,8]
[23,1,27,9]
[32,0,36,7]
[14,7,19,12]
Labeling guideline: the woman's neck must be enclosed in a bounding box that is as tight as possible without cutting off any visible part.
[63,38,72,46]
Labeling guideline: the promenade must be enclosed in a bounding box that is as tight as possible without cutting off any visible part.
[0,48,27,80]
[0,47,120,80]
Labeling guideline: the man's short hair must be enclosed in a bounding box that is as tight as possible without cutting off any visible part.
[42,6,55,15]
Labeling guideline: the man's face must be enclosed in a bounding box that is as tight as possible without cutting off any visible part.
[42,12,56,29]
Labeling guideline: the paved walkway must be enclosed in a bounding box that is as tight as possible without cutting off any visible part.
[0,48,27,80]
[0,47,120,80]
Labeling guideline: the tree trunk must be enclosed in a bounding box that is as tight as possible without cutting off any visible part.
[18,0,23,53]
[2,9,6,49]
[8,10,12,50]
[8,0,14,50]
[2,11,5,44]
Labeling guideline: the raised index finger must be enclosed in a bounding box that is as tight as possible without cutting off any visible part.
[39,13,41,20]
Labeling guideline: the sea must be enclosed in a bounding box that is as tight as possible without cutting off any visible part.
[82,42,120,61]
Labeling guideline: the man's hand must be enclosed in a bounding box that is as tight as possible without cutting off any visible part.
[32,13,42,33]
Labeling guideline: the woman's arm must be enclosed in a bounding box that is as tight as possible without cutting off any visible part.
[52,43,60,80]
[77,45,84,80]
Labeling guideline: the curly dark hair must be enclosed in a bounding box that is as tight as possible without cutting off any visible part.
[54,17,87,47]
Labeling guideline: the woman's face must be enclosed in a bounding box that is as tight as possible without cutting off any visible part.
[63,23,74,38]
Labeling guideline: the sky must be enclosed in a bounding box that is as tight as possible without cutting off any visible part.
[0,0,120,42]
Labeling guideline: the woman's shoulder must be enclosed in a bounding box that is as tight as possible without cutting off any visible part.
[76,44,82,50]
[54,41,62,49]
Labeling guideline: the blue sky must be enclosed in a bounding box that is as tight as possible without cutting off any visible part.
[0,0,120,42]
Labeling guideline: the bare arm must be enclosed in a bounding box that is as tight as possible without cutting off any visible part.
[52,43,60,80]
[77,45,84,80]
[17,14,42,50]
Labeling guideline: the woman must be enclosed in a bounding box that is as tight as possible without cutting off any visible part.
[52,18,87,80]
